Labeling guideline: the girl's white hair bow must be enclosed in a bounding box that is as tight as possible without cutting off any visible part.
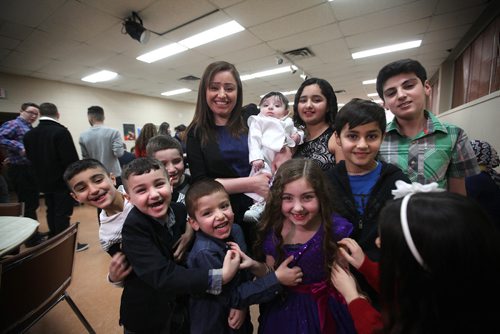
[391,180,444,199]
[391,181,444,269]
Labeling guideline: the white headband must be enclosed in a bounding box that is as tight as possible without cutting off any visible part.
[392,181,445,269]
[400,193,426,268]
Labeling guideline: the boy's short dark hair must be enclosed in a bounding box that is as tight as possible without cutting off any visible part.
[87,105,104,121]
[146,135,183,157]
[185,179,227,218]
[174,124,186,132]
[122,157,168,191]
[334,98,387,134]
[39,102,58,117]
[63,158,109,186]
[21,102,40,111]
[376,59,427,100]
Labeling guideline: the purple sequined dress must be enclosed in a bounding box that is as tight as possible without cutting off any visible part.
[257,215,356,334]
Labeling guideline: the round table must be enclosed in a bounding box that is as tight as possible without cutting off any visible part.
[0,216,39,256]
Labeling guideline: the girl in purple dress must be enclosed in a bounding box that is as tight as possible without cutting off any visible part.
[253,158,356,334]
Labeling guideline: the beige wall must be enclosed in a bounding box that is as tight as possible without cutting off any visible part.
[438,90,500,154]
[0,73,195,155]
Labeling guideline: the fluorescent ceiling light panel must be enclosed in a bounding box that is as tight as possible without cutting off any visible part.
[161,88,192,96]
[81,70,117,83]
[137,43,188,63]
[367,93,379,97]
[362,79,377,85]
[179,20,244,48]
[352,40,422,59]
[241,65,298,81]
[137,20,244,63]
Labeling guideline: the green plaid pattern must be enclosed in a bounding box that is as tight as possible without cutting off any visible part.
[379,111,480,189]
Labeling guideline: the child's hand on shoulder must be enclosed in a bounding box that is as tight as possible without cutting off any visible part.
[275,255,303,286]
[227,241,252,269]
[222,249,241,284]
[172,224,194,262]
[338,238,365,270]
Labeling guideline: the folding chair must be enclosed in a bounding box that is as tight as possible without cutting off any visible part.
[0,222,95,333]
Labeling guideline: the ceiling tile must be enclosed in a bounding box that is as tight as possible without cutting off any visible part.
[249,4,336,41]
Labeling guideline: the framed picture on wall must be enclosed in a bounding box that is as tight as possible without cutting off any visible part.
[123,124,136,141]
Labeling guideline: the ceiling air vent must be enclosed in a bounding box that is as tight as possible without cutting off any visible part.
[283,47,315,60]
[179,75,200,81]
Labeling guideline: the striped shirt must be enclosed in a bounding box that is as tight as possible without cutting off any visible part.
[0,116,32,165]
[378,110,480,189]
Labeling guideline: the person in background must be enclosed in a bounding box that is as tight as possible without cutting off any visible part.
[331,184,500,334]
[174,124,187,153]
[0,102,44,246]
[376,58,479,194]
[186,61,272,250]
[254,158,355,334]
[118,143,136,168]
[465,139,500,227]
[158,121,171,136]
[24,102,88,252]
[292,78,343,172]
[134,122,157,158]
[0,102,40,219]
[0,146,9,203]
[79,105,125,186]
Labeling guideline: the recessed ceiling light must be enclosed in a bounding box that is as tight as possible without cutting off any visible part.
[161,88,192,96]
[352,40,422,59]
[241,65,298,81]
[362,79,377,85]
[137,43,188,63]
[81,70,118,83]
[367,93,379,97]
[179,20,244,48]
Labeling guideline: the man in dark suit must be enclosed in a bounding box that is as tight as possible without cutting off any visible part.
[24,102,88,251]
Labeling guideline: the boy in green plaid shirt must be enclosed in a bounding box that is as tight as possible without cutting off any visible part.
[376,59,479,195]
